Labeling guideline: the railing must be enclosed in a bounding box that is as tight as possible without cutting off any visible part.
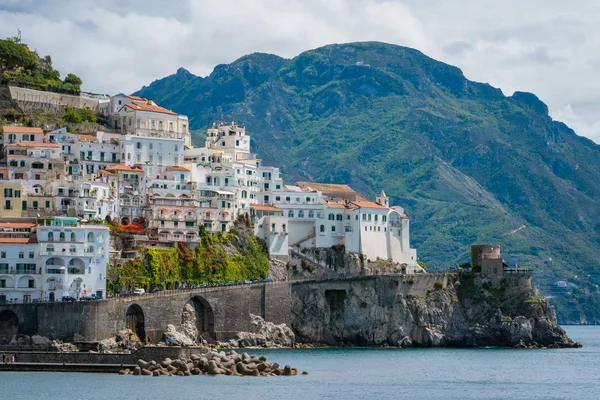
[68,268,85,275]
[45,268,64,274]
[16,269,39,275]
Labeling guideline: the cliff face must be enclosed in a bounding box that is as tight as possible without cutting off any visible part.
[291,273,578,348]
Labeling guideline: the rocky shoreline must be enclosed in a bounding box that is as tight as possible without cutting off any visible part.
[119,348,305,377]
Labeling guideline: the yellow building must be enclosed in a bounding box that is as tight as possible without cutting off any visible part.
[0,182,27,218]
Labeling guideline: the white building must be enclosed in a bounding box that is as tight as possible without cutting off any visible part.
[37,217,109,300]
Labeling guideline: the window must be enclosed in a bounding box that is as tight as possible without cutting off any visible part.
[276,184,281,190]
[263,195,269,202]
[19,251,24,259]
[282,224,286,232]
[308,211,314,218]
[14,190,20,198]
[331,226,336,232]
[33,201,38,210]
[4,200,11,210]
[264,183,269,190]
[345,226,352,233]
[328,214,334,221]
[59,232,65,242]
[174,145,179,152]
[48,232,54,241]
[22,200,27,210]
[306,197,311,202]
[136,119,141,128]
[362,213,366,221]
[271,223,276,231]
[298,210,304,218]
[336,214,343,221]
[288,210,294,218]
[375,215,378,222]
[320,225,325,233]
[241,191,247,199]
[368,214,372,221]
[28,279,35,288]
[29,252,34,259]
[275,196,281,201]
[0,252,4,258]
[159,121,164,130]
[4,188,12,197]
[296,197,300,203]
[149,143,153,150]
[285,196,290,202]
[221,224,226,232]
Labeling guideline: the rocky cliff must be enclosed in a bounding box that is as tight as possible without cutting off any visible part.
[291,273,579,348]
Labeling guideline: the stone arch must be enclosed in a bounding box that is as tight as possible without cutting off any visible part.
[0,310,18,344]
[125,304,146,343]
[186,296,215,341]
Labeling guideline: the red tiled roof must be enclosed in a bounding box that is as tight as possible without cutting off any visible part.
[166,166,190,172]
[0,222,35,229]
[2,126,43,134]
[78,134,97,141]
[0,237,37,243]
[120,102,176,115]
[349,201,388,210]
[105,165,144,173]
[325,201,347,209]
[250,204,282,212]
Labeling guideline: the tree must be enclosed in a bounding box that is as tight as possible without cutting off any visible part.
[63,73,82,87]
[0,38,38,74]
[40,55,60,80]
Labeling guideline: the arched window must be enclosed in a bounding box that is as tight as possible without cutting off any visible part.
[288,210,294,218]
[59,232,65,242]
[308,211,314,218]
[87,232,94,242]
[70,232,76,241]
[328,214,334,221]
[320,224,325,233]
[336,214,343,221]
[48,232,54,242]
[241,190,247,199]
[20,161,25,167]
[298,210,304,218]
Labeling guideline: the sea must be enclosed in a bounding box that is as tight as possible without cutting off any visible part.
[1,326,599,400]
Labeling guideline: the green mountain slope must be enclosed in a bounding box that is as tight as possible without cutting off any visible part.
[135,42,600,323]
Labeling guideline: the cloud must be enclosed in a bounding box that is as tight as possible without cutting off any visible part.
[0,0,599,142]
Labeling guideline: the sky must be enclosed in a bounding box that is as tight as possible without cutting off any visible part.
[1,0,599,142]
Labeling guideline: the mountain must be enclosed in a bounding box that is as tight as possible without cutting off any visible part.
[135,42,600,324]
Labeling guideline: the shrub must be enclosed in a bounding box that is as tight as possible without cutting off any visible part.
[434,281,445,290]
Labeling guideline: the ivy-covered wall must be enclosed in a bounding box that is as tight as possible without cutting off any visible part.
[107,218,270,292]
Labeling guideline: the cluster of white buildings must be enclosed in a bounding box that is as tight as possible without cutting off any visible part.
[0,94,419,303]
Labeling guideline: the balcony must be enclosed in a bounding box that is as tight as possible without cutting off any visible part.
[68,268,85,275]
[16,268,39,275]
[45,268,64,274]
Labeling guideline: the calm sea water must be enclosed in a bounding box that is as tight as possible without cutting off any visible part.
[1,326,599,400]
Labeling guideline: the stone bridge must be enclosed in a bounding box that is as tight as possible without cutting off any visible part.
[0,282,292,344]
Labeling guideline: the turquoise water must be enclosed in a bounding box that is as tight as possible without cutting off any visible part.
[1,326,599,400]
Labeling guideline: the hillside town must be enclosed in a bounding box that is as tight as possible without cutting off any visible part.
[0,95,419,304]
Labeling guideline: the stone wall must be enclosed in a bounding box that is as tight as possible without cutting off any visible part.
[0,282,292,343]
[7,86,101,113]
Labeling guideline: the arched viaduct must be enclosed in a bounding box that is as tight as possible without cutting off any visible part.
[0,282,292,343]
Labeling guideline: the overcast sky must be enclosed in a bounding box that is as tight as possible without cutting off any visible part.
[1,0,599,142]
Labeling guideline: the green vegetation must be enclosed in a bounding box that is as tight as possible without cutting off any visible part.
[107,218,269,292]
[135,42,600,323]
[433,281,445,290]
[524,295,545,304]
[63,107,96,123]
[0,36,83,93]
